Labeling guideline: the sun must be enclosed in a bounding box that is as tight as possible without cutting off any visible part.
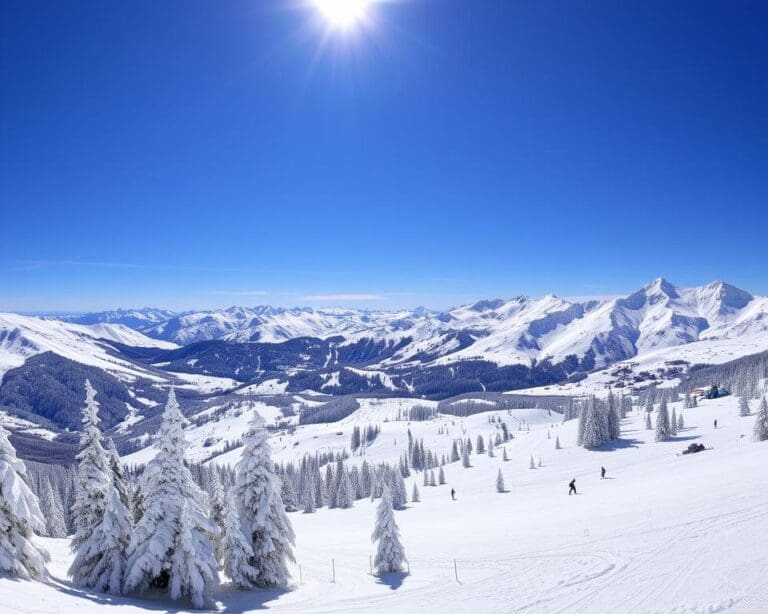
[314,0,370,28]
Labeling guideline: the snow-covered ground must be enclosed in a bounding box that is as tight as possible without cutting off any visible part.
[5,394,768,613]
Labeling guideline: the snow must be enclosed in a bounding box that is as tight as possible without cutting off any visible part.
[3,394,768,612]
[236,379,290,395]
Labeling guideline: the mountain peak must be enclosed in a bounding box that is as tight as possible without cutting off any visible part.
[645,277,679,298]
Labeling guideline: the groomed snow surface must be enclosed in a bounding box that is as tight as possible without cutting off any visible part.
[3,395,768,613]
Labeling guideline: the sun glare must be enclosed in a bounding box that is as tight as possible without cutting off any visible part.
[314,0,370,28]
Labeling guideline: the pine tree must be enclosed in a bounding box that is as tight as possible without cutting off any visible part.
[411,483,420,503]
[70,380,113,588]
[229,413,295,588]
[739,396,751,417]
[72,486,131,595]
[476,435,485,454]
[576,402,588,446]
[502,447,509,461]
[677,412,685,430]
[607,403,621,440]
[496,469,505,493]
[450,440,460,463]
[209,477,227,562]
[336,468,353,509]
[529,455,535,469]
[105,438,131,511]
[753,397,768,442]
[222,499,257,589]
[655,399,671,442]
[582,398,608,449]
[124,389,219,608]
[555,435,561,450]
[461,446,471,468]
[670,408,678,436]
[645,411,653,430]
[0,425,49,579]
[371,485,406,575]
[438,466,446,485]
[40,478,67,538]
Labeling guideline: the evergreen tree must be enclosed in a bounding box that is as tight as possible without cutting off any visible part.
[371,485,406,575]
[336,467,353,509]
[576,402,588,446]
[209,477,227,562]
[105,438,131,511]
[461,446,471,468]
[450,441,460,463]
[72,486,131,594]
[69,380,113,588]
[476,435,485,454]
[222,499,257,589]
[411,483,420,503]
[281,475,299,512]
[753,397,768,442]
[677,412,685,430]
[645,411,653,430]
[670,408,678,436]
[502,447,509,461]
[438,466,446,485]
[124,389,219,608]
[581,398,608,449]
[607,403,621,440]
[555,435,561,450]
[0,425,49,579]
[529,455,535,469]
[655,399,671,442]
[40,478,67,538]
[496,469,505,493]
[739,396,751,417]
[229,413,295,588]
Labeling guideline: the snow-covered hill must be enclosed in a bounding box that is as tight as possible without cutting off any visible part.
[5,394,768,613]
[0,312,177,381]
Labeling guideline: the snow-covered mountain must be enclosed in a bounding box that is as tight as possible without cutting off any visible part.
[0,312,177,381]
[79,278,768,370]
[52,308,179,329]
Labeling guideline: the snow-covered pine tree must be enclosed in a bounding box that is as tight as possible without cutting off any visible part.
[529,455,535,469]
[581,398,607,449]
[739,396,751,417]
[677,412,685,430]
[645,411,653,430]
[607,402,621,440]
[669,407,678,436]
[70,380,113,588]
[450,441,460,463]
[40,478,67,538]
[428,469,436,486]
[476,435,485,454]
[0,424,49,579]
[105,438,131,510]
[72,486,132,594]
[502,447,509,461]
[336,467,353,509]
[576,402,588,446]
[411,483,420,503]
[496,469,505,493]
[222,498,257,588]
[754,397,768,442]
[461,446,471,468]
[229,412,295,588]
[371,485,406,575]
[555,435,561,450]
[438,466,446,485]
[209,476,227,562]
[655,398,671,442]
[123,389,219,608]
[487,443,495,458]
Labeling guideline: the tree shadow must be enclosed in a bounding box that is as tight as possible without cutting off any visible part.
[671,435,701,442]
[589,437,643,452]
[375,571,409,591]
[216,585,293,612]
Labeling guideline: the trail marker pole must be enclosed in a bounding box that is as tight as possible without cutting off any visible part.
[454,558,460,583]
[299,564,303,585]
[369,555,373,575]
[332,558,336,583]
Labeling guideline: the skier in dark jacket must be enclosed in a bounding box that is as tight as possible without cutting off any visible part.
[568,479,577,495]
[714,419,718,429]
[601,466,606,479]
[451,488,456,501]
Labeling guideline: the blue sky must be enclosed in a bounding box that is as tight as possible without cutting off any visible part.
[1,0,766,312]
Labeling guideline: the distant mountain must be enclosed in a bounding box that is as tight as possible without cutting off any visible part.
[53,307,179,329]
[67,278,768,370]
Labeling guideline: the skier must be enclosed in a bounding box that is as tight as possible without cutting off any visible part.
[714,419,718,429]
[601,466,606,479]
[568,479,577,496]
[451,488,456,501]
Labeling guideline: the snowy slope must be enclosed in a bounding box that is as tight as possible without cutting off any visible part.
[5,394,768,613]
[0,312,177,381]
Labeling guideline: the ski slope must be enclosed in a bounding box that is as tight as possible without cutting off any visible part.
[3,394,768,613]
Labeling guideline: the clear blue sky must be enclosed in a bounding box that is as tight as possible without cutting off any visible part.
[1,0,766,312]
